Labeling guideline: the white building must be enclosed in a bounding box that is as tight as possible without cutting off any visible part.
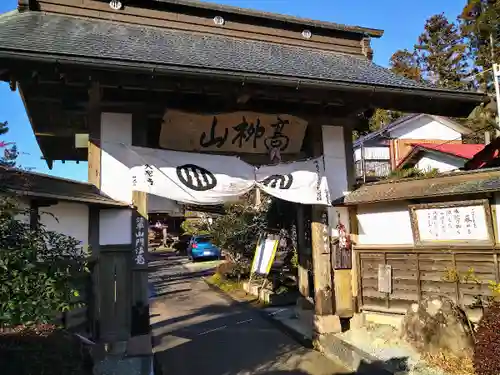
[353,114,473,180]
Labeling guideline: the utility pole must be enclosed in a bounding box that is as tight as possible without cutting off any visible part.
[360,140,366,184]
[493,63,500,138]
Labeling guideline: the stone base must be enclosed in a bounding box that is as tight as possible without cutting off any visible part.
[349,313,366,330]
[314,314,342,335]
[364,312,403,328]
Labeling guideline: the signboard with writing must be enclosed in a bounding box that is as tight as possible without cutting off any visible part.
[409,200,494,246]
[378,264,392,293]
[133,215,147,266]
[159,110,308,154]
[251,233,280,275]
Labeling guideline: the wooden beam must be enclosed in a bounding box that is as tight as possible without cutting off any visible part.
[296,204,310,299]
[131,112,151,337]
[87,81,101,188]
[309,125,334,315]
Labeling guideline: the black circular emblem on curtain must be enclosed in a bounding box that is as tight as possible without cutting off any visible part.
[259,174,293,189]
[176,164,217,191]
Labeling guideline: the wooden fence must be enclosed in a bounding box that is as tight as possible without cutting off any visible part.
[54,272,92,335]
[356,247,500,322]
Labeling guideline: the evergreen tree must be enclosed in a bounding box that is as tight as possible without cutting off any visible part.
[0,121,17,168]
[367,50,419,131]
[460,0,500,93]
[389,49,422,81]
[415,13,469,89]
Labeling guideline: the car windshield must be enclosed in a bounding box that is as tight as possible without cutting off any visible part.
[195,237,212,244]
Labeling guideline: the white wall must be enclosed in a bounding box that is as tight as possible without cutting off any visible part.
[99,208,132,245]
[357,202,414,245]
[415,153,464,172]
[322,126,351,234]
[354,146,390,161]
[100,112,133,204]
[389,115,461,141]
[493,193,500,243]
[13,198,30,225]
[39,202,89,250]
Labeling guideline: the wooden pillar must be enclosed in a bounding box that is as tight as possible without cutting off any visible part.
[131,112,150,337]
[309,124,340,335]
[86,82,102,341]
[29,200,39,230]
[296,204,309,299]
[332,125,356,318]
[87,205,100,339]
[87,82,101,188]
[131,191,150,336]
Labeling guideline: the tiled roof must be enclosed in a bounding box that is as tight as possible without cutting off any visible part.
[0,168,128,207]
[0,11,484,97]
[336,168,500,205]
[396,142,485,169]
[353,114,419,147]
[411,143,485,159]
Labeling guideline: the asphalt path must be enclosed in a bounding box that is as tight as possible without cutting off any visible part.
[149,253,349,375]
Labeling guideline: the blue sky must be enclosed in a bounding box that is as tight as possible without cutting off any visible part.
[0,0,465,182]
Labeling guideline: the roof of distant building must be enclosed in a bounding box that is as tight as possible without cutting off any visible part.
[333,167,500,206]
[396,142,485,169]
[353,114,472,148]
[0,167,129,207]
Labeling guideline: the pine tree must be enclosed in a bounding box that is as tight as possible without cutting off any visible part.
[460,0,500,93]
[415,13,469,89]
[389,49,422,81]
[368,50,419,131]
[0,121,18,168]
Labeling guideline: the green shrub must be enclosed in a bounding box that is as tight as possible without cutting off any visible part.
[474,301,500,375]
[0,210,88,328]
[216,261,250,280]
[180,218,210,236]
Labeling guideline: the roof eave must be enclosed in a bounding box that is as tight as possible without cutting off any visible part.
[1,50,485,103]
[9,189,130,207]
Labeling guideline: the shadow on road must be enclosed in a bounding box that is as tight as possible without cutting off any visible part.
[150,254,406,375]
[152,294,407,375]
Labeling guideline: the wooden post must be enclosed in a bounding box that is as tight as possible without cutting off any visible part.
[87,205,100,340]
[332,125,356,318]
[296,204,309,299]
[309,124,340,335]
[131,112,151,337]
[131,191,150,336]
[87,82,101,188]
[86,82,102,341]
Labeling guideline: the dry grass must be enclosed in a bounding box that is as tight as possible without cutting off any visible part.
[421,351,475,375]
[206,272,243,293]
[205,273,267,308]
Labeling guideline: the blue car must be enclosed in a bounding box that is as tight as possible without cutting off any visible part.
[187,235,221,261]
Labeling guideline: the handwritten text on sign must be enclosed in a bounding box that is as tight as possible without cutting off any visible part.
[159,110,308,154]
[415,205,488,242]
[134,216,146,265]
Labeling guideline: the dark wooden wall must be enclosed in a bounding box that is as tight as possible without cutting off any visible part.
[36,0,369,57]
[356,247,500,321]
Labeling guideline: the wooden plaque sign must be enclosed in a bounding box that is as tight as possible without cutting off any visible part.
[378,264,392,294]
[159,110,308,154]
[409,199,494,247]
